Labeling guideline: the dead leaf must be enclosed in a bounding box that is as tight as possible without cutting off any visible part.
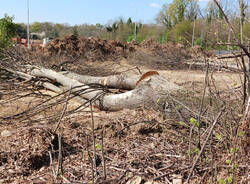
[144,180,160,184]
[172,174,182,184]
[126,176,142,184]
[1,130,12,137]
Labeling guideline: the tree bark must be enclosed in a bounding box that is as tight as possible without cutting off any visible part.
[60,71,140,90]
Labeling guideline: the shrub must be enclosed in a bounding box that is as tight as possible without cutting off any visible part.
[169,20,193,46]
[0,14,16,49]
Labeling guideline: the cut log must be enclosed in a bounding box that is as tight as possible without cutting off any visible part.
[28,67,182,111]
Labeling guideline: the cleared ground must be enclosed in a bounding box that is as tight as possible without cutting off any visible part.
[0,38,248,183]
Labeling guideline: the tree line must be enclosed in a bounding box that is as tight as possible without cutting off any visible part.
[1,0,250,50]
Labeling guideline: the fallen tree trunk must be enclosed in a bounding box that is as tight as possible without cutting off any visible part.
[60,71,140,90]
[25,66,182,111]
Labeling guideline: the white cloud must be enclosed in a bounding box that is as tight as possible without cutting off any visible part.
[150,3,160,8]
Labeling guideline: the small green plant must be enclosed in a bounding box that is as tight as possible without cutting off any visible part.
[218,178,226,184]
[230,147,236,154]
[238,130,243,137]
[126,35,134,42]
[194,38,203,47]
[186,147,199,156]
[233,163,239,169]
[193,147,199,154]
[232,82,237,87]
[216,133,223,142]
[176,104,182,110]
[95,143,101,150]
[227,176,233,183]
[205,157,211,164]
[189,117,198,127]
[218,175,233,184]
[178,121,184,126]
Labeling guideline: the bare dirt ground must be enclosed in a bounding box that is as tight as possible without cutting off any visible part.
[0,37,248,184]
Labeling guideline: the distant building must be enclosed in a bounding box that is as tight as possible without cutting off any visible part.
[30,31,46,40]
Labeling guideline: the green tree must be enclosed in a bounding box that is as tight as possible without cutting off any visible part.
[0,14,16,48]
[42,22,54,37]
[156,4,172,28]
[136,24,166,43]
[156,0,199,28]
[30,22,43,33]
[205,1,223,23]
[127,17,132,25]
[116,23,132,41]
[170,0,187,23]
[185,0,199,21]
[169,20,193,45]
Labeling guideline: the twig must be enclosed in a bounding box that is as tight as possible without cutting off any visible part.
[136,66,142,74]
[197,62,210,150]
[57,133,63,176]
[153,166,191,181]
[198,170,208,184]
[86,135,95,184]
[61,175,70,183]
[1,85,71,121]
[158,163,174,171]
[171,100,186,124]
[121,66,142,74]
[188,124,194,161]
[117,168,130,184]
[0,92,37,105]
[241,53,247,105]
[186,108,224,183]
[48,151,56,180]
[58,55,81,67]
[101,126,107,179]
[90,102,97,178]
[53,89,71,134]
[110,166,127,172]
[244,97,250,120]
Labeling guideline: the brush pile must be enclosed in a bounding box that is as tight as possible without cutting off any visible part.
[44,35,135,61]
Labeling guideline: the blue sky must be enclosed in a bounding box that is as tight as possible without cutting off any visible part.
[0,0,208,25]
